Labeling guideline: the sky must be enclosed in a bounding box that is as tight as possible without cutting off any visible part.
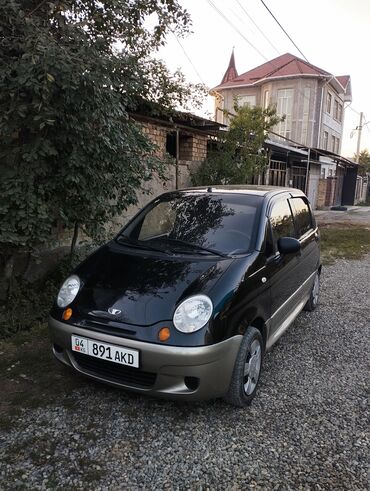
[157,0,370,158]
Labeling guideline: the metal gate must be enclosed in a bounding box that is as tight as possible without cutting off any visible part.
[269,160,286,186]
[291,166,306,191]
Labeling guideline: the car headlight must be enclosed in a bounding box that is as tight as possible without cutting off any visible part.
[173,295,213,333]
[57,275,81,308]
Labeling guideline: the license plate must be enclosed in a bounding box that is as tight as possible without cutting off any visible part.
[71,335,139,368]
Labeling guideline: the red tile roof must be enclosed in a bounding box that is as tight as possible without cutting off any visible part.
[215,53,333,90]
[336,75,350,90]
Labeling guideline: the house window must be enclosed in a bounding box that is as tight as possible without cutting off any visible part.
[263,90,270,109]
[334,100,339,120]
[323,131,328,150]
[334,101,343,122]
[237,94,256,107]
[326,92,332,114]
[332,135,336,152]
[334,137,340,154]
[338,104,343,122]
[276,88,294,139]
[321,168,326,179]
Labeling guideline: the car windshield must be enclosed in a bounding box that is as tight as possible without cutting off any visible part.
[118,192,263,255]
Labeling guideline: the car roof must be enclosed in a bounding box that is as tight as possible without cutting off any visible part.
[176,185,305,198]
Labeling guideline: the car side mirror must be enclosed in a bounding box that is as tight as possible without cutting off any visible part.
[277,237,301,255]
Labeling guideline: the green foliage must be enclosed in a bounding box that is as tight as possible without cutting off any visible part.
[355,149,370,175]
[192,103,283,186]
[0,0,205,257]
[0,244,95,338]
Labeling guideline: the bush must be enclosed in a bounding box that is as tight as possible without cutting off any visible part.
[0,245,95,338]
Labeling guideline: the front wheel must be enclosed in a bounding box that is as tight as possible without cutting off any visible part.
[224,326,263,407]
[304,271,320,311]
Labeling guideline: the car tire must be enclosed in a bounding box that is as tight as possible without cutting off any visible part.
[304,271,320,312]
[224,326,263,407]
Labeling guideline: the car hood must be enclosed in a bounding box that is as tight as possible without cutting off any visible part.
[73,241,233,326]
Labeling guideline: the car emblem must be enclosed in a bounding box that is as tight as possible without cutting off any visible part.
[108,308,121,316]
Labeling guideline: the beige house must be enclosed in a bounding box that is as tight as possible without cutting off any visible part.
[211,52,351,153]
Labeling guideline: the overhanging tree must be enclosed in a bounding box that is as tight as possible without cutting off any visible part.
[355,149,370,175]
[0,0,205,296]
[192,103,283,185]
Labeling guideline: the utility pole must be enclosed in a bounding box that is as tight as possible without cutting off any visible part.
[355,112,363,163]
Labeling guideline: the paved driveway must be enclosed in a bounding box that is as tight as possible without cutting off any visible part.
[1,258,369,490]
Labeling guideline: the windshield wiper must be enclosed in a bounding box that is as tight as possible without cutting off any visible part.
[157,237,228,257]
[116,235,168,254]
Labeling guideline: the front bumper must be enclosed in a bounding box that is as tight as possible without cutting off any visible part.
[48,316,242,400]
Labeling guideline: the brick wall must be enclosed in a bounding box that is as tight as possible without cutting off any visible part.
[140,121,208,162]
[191,134,208,161]
[179,133,207,161]
[141,121,168,157]
[325,177,337,207]
[316,179,327,209]
[115,121,208,226]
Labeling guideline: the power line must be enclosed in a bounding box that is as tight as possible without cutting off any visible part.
[269,130,358,163]
[259,0,309,62]
[172,33,206,86]
[207,0,269,62]
[234,0,280,56]
[346,104,361,116]
[208,1,320,108]
[208,0,358,147]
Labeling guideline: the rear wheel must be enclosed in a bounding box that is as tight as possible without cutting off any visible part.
[304,271,320,311]
[224,326,263,407]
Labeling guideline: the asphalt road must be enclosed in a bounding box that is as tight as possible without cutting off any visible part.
[0,257,369,490]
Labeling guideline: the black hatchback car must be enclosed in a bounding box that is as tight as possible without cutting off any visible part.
[49,186,321,407]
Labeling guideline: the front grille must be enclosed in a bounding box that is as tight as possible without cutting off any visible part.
[77,319,137,338]
[73,352,156,388]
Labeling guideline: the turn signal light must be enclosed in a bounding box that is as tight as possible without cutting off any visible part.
[158,327,170,342]
[63,308,73,321]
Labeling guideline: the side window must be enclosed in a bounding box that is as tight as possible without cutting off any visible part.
[269,199,295,244]
[289,198,313,238]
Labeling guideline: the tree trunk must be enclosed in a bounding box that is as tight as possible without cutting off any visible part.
[0,255,14,304]
[70,222,79,260]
